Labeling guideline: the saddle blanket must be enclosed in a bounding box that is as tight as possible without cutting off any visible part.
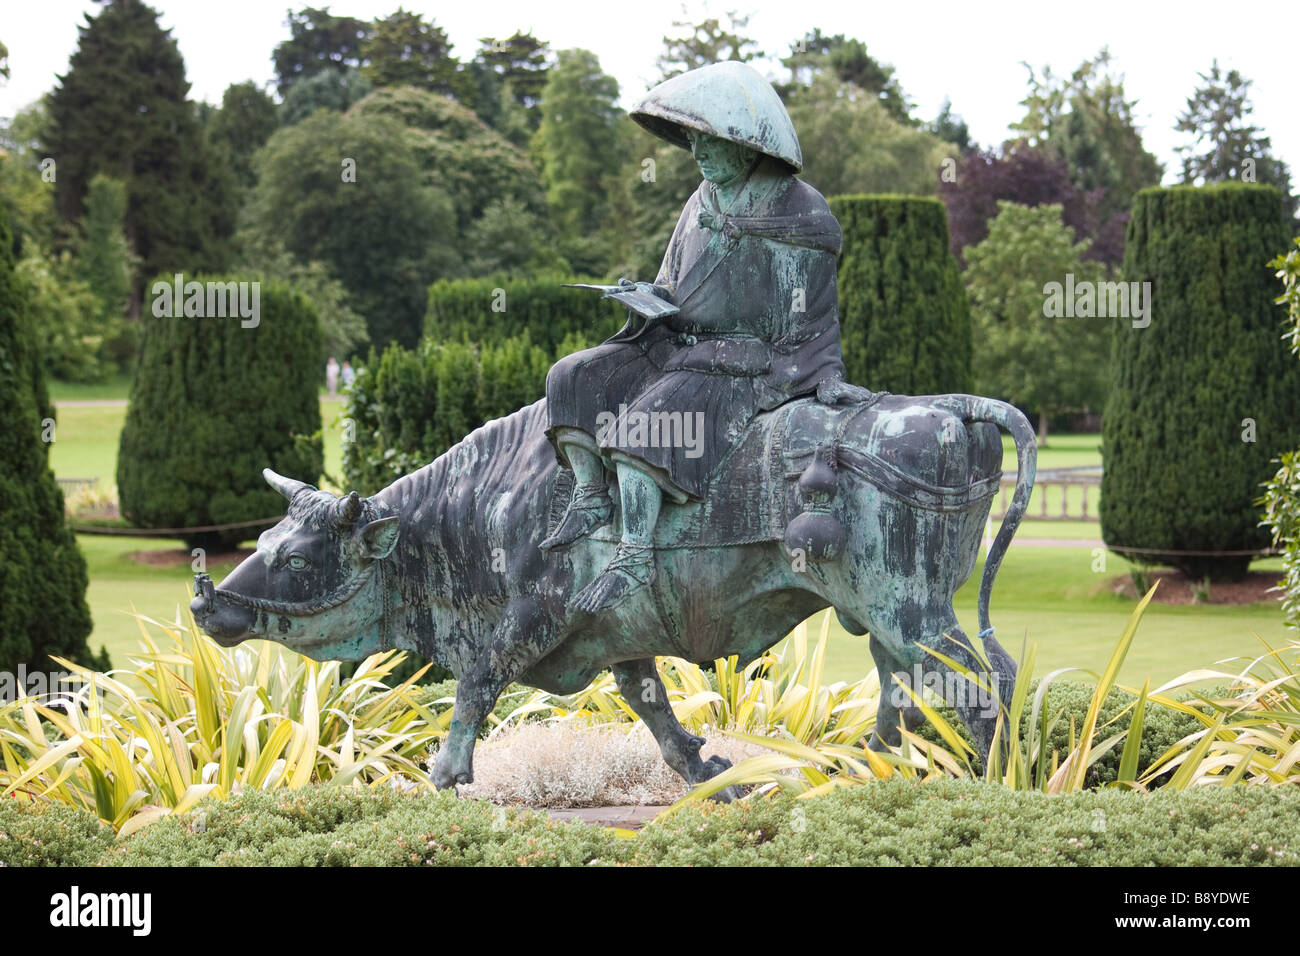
[547,393,1004,549]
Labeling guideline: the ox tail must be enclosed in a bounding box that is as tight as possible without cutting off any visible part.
[935,395,1037,639]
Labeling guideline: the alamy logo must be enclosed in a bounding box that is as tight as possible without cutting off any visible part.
[49,887,152,936]
[151,274,260,328]
[0,665,104,706]
[1042,274,1151,329]
[888,665,1001,718]
[595,404,706,459]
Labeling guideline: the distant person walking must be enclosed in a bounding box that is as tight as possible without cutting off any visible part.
[325,357,340,397]
[341,360,356,390]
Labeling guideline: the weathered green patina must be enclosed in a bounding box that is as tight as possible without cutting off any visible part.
[191,62,1037,797]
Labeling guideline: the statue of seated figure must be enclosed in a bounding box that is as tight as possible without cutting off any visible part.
[542,61,870,614]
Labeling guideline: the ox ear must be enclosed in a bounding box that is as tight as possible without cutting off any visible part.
[358,515,399,560]
[264,468,316,501]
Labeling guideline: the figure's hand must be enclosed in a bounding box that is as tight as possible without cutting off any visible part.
[817,377,877,405]
[618,277,674,303]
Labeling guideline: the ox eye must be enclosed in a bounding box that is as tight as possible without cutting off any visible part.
[287,554,309,571]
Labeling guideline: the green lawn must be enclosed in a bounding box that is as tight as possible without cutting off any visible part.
[46,373,133,403]
[1002,432,1101,470]
[791,546,1289,687]
[78,535,248,663]
[47,404,125,481]
[48,401,1288,689]
[51,398,348,491]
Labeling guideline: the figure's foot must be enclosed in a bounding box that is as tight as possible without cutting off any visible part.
[540,484,613,552]
[571,543,656,613]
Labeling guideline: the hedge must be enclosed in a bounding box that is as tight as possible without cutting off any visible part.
[117,276,324,550]
[5,777,1297,867]
[425,276,624,355]
[828,195,973,395]
[342,334,574,497]
[1101,184,1300,579]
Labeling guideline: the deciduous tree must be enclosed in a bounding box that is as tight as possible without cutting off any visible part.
[963,201,1108,442]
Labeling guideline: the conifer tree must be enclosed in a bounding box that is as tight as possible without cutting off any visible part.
[830,195,972,395]
[0,206,102,672]
[117,278,323,551]
[1101,184,1298,579]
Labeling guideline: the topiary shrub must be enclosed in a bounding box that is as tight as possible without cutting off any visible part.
[1102,184,1299,579]
[342,335,559,496]
[0,204,103,674]
[424,276,623,354]
[117,276,323,550]
[828,195,973,395]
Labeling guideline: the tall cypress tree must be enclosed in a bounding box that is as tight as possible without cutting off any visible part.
[1101,184,1298,579]
[0,206,102,673]
[45,0,232,306]
[829,195,972,394]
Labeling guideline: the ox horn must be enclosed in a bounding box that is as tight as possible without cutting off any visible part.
[263,468,316,501]
[335,491,363,526]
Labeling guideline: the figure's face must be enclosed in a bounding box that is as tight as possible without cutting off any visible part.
[687,130,756,185]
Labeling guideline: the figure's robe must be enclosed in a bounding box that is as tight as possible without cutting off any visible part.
[545,154,845,500]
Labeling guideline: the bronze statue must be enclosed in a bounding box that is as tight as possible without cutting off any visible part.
[192,63,1038,798]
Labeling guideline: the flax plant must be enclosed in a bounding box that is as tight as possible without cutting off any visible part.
[0,611,443,834]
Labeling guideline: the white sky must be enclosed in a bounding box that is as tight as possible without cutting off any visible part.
[1,0,1293,184]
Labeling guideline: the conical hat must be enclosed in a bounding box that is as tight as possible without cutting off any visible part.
[631,61,803,172]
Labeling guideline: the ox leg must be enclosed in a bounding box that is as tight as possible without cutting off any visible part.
[915,623,1018,769]
[612,658,740,802]
[430,598,560,792]
[866,635,928,753]
[866,612,1017,768]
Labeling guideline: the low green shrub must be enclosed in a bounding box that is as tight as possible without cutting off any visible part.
[913,679,1215,785]
[634,778,1300,866]
[104,787,618,867]
[0,798,115,867]
[15,777,1300,866]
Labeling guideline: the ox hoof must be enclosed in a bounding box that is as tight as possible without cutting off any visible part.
[429,775,458,794]
[430,766,471,793]
[703,754,732,774]
[695,755,742,803]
